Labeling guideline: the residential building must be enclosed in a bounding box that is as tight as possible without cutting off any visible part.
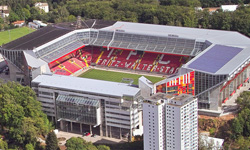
[0,5,9,18]
[35,2,49,13]
[143,93,198,150]
[12,20,25,27]
[221,5,238,11]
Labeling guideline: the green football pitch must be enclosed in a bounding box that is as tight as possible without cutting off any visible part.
[79,69,165,85]
[0,27,35,46]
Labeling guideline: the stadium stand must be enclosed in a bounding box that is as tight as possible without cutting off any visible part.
[51,58,85,75]
[79,47,184,74]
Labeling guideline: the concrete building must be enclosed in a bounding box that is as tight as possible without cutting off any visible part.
[200,135,224,150]
[0,5,9,18]
[28,20,47,29]
[35,2,49,13]
[221,5,238,11]
[12,20,25,27]
[143,93,198,150]
[32,74,141,141]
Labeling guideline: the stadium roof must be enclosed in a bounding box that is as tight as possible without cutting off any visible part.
[32,74,140,97]
[103,21,250,47]
[184,44,250,75]
[2,19,117,50]
[2,26,72,50]
[23,50,47,68]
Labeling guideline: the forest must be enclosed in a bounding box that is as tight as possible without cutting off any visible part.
[0,0,250,36]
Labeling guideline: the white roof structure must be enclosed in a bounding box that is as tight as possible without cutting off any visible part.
[183,44,250,75]
[32,74,140,97]
[139,76,153,88]
[102,21,250,46]
[23,51,47,68]
[201,135,224,150]
[221,5,238,11]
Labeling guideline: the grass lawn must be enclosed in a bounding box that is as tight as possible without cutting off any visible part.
[79,69,165,85]
[0,27,35,46]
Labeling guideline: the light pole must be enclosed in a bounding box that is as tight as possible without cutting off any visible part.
[8,30,10,41]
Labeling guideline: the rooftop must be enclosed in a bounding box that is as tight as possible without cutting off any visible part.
[12,20,25,24]
[1,19,117,50]
[172,94,194,102]
[147,93,173,101]
[32,74,140,98]
[35,2,49,6]
[186,44,245,75]
[2,25,72,50]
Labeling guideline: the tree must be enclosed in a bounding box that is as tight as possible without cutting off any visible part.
[231,118,243,139]
[0,139,8,150]
[0,18,3,24]
[65,137,87,150]
[67,15,76,22]
[9,11,20,23]
[0,81,52,148]
[97,145,110,150]
[86,144,98,150]
[25,143,34,150]
[23,8,31,21]
[46,131,58,150]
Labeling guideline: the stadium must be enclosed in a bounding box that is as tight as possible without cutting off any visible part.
[1,18,250,137]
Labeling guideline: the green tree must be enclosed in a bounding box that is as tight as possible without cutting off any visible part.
[86,144,98,150]
[46,131,58,150]
[0,139,8,150]
[0,18,3,24]
[231,118,243,139]
[97,145,110,150]
[0,81,51,147]
[65,137,87,150]
[9,11,20,22]
[25,143,34,150]
[23,8,31,21]
[67,15,76,22]
[236,91,250,109]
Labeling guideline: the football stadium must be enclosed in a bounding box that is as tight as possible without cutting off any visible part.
[1,18,250,138]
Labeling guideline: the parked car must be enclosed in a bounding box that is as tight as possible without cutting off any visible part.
[83,132,90,136]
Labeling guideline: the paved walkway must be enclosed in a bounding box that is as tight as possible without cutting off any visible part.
[56,131,126,146]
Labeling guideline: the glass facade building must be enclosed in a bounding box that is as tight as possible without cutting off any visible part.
[56,95,100,125]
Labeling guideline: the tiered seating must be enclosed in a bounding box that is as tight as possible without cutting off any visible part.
[154,54,183,74]
[51,65,71,76]
[138,53,159,71]
[96,49,111,65]
[74,47,187,75]
[50,58,86,76]
[91,49,103,63]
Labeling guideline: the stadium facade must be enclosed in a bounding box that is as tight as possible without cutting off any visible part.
[0,19,250,120]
